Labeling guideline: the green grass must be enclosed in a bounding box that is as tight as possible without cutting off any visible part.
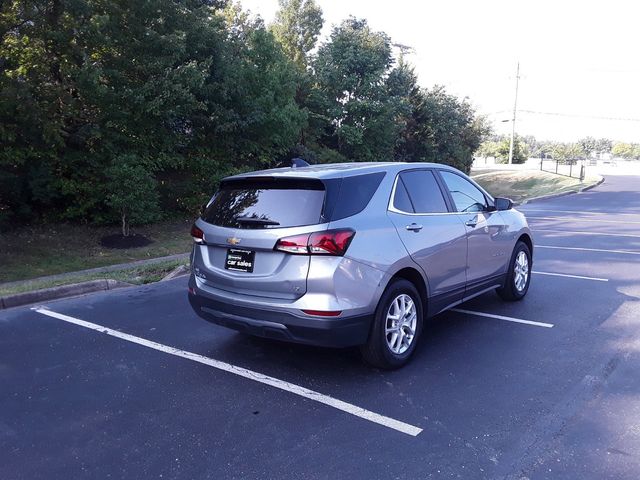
[0,217,193,283]
[471,169,601,203]
[0,259,189,296]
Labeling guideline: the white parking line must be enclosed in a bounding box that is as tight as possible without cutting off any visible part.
[523,208,640,218]
[32,307,422,437]
[533,228,640,239]
[451,308,554,328]
[537,245,640,255]
[528,216,640,225]
[532,271,609,282]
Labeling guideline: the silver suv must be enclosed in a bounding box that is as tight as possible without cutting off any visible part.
[188,162,533,369]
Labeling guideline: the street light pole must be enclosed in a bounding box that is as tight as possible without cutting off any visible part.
[508,61,520,164]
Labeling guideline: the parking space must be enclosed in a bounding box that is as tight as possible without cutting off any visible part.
[2,175,640,479]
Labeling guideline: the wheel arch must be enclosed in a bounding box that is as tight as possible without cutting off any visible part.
[517,232,533,257]
[387,266,429,317]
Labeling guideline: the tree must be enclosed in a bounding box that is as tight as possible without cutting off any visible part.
[476,140,501,159]
[495,136,529,164]
[579,136,597,158]
[595,138,613,155]
[550,142,584,163]
[270,0,323,70]
[611,142,638,159]
[105,155,160,236]
[313,18,396,161]
[204,4,305,168]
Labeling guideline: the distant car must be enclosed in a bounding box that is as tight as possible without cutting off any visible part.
[188,162,533,369]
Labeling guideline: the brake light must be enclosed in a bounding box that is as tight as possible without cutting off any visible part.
[191,224,205,244]
[274,229,355,256]
[309,230,355,255]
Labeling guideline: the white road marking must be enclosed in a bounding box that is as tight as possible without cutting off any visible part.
[451,308,554,328]
[523,208,640,218]
[537,245,640,256]
[32,307,422,437]
[533,228,640,239]
[532,271,609,282]
[528,216,640,225]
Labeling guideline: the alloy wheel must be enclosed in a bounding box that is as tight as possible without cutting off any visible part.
[385,294,417,355]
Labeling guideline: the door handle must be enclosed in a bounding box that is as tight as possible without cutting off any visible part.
[406,223,423,232]
[465,219,477,228]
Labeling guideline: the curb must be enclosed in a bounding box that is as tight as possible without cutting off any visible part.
[0,279,132,310]
[161,264,190,281]
[518,176,605,206]
[579,177,605,192]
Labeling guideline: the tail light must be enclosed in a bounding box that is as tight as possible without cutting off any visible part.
[191,224,205,244]
[274,229,355,256]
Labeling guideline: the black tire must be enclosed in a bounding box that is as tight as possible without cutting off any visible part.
[496,241,532,301]
[360,279,424,369]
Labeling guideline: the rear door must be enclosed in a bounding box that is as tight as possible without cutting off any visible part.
[193,177,327,300]
[437,170,511,293]
[387,169,468,310]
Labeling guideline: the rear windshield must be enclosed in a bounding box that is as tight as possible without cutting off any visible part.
[202,178,325,229]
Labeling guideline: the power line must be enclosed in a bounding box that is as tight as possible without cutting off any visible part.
[516,110,640,122]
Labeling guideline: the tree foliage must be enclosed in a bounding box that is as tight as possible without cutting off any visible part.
[611,142,640,159]
[270,0,322,70]
[477,135,529,165]
[1,3,490,230]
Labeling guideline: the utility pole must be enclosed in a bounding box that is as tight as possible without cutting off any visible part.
[508,61,520,164]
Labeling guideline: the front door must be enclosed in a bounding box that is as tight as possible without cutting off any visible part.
[437,170,511,296]
[387,169,468,312]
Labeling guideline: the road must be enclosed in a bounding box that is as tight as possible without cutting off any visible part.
[1,175,639,479]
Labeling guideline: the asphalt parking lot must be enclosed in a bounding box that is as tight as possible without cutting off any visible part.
[2,175,640,480]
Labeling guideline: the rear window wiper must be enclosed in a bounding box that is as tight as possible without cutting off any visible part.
[235,216,280,226]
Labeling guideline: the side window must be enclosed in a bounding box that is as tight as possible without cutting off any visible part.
[331,172,385,220]
[440,171,487,213]
[396,170,448,214]
[393,177,414,212]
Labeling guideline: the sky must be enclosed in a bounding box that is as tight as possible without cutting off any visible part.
[239,0,640,143]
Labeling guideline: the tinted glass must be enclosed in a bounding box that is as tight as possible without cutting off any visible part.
[330,172,385,220]
[398,170,448,213]
[440,171,487,213]
[393,177,414,212]
[202,178,325,229]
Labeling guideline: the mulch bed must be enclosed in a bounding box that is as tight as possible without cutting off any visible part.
[100,234,153,249]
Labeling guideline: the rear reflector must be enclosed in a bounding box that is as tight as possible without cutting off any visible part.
[274,229,355,256]
[191,224,205,244]
[301,309,342,317]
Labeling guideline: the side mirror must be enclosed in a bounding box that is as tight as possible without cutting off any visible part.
[494,197,514,211]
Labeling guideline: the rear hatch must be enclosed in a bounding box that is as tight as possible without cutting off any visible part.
[194,177,328,300]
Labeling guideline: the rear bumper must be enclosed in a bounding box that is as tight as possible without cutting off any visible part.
[188,285,372,348]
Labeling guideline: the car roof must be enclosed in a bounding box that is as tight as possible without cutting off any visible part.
[224,162,460,181]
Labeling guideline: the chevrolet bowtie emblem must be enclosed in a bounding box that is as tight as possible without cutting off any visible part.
[227,237,241,245]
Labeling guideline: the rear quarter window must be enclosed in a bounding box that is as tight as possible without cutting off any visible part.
[326,172,386,221]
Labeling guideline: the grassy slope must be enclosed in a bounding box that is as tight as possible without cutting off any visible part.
[471,169,601,203]
[0,217,193,283]
[0,259,188,296]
